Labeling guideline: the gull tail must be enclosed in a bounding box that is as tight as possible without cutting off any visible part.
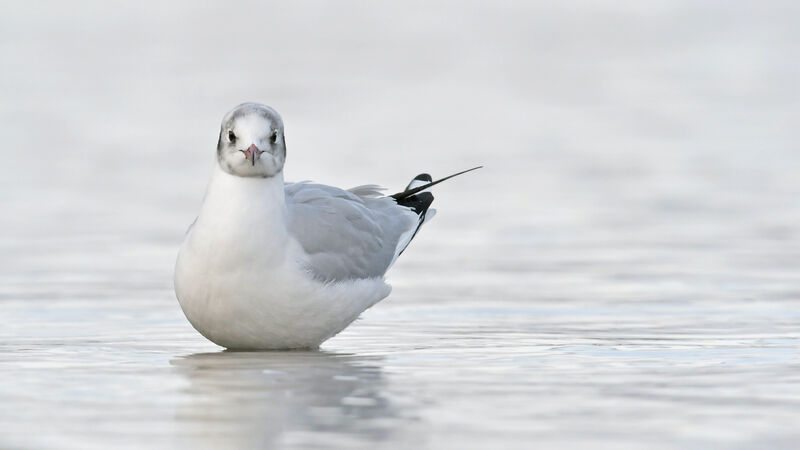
[391,166,482,257]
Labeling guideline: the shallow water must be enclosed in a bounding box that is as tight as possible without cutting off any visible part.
[1,1,800,448]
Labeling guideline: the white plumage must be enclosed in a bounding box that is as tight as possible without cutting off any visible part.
[174,103,433,350]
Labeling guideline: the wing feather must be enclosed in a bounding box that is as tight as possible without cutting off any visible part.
[285,182,418,281]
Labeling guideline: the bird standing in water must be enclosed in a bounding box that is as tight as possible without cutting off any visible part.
[174,103,479,350]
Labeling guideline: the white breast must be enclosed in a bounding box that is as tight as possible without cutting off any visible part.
[174,165,390,350]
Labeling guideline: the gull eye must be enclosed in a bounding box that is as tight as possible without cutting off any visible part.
[227,130,236,143]
[270,130,278,144]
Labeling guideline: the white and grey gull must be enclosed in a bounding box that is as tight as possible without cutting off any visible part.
[174,103,480,350]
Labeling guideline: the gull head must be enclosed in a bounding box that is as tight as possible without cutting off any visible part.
[217,103,286,178]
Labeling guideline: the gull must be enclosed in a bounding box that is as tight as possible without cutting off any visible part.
[174,103,480,350]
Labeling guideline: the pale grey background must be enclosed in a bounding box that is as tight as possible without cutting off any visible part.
[1,1,799,448]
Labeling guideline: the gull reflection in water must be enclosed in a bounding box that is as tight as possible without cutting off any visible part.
[169,350,411,448]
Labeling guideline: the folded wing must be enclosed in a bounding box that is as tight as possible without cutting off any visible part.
[285,182,419,282]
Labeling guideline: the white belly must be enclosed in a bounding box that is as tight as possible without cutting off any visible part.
[174,237,390,350]
[173,167,391,350]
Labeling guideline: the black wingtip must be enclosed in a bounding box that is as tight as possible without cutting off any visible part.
[405,173,433,190]
[396,191,434,216]
[391,166,483,200]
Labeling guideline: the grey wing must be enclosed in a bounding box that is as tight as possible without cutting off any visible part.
[285,182,419,281]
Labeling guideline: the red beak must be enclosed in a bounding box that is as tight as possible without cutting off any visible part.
[240,144,265,166]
